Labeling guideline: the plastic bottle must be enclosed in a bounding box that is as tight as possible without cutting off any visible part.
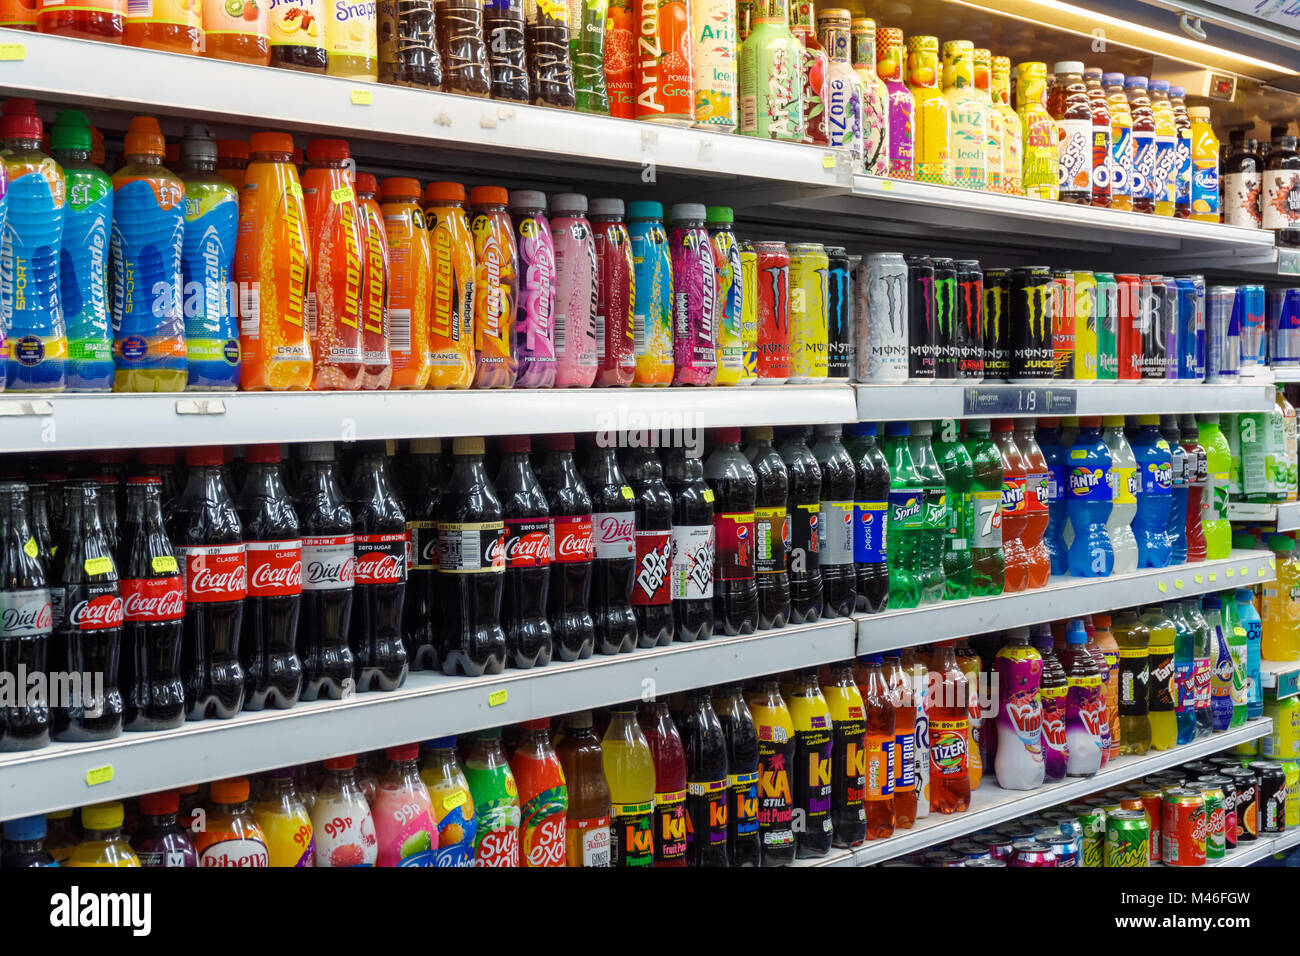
[668,203,719,386]
[125,0,201,50]
[792,2,829,146]
[881,422,922,608]
[1150,79,1178,217]
[1065,417,1114,577]
[1101,416,1138,574]
[1059,619,1103,777]
[378,178,432,389]
[843,422,890,612]
[737,0,803,142]
[1141,605,1177,751]
[873,26,912,178]
[880,653,916,828]
[203,0,269,63]
[786,668,834,854]
[1102,72,1133,211]
[2,816,55,867]
[1161,415,1189,564]
[1198,414,1233,559]
[636,699,686,868]
[603,706,655,867]
[1035,419,1068,575]
[507,190,557,388]
[1093,613,1122,760]
[909,420,947,605]
[992,419,1029,590]
[926,641,971,812]
[324,0,377,78]
[535,434,595,661]
[1016,419,1051,587]
[939,39,986,190]
[931,418,972,601]
[66,803,139,867]
[663,447,714,642]
[622,446,675,645]
[310,756,376,866]
[37,0,123,39]
[1128,415,1173,567]
[353,175,392,390]
[1187,105,1220,222]
[627,200,674,386]
[1082,67,1112,207]
[704,207,747,385]
[1279,387,1298,500]
[778,426,822,621]
[347,444,408,691]
[992,627,1044,790]
[1224,591,1250,728]
[1203,595,1235,733]
[706,427,759,635]
[711,684,760,866]
[0,481,52,752]
[954,418,1002,596]
[1263,534,1300,662]
[490,435,548,667]
[547,193,597,387]
[744,677,797,864]
[812,424,857,616]
[1168,85,1192,218]
[817,662,867,850]
[463,728,522,866]
[1236,586,1263,720]
[469,186,520,388]
[906,35,951,185]
[1179,415,1208,563]
[420,182,476,388]
[511,720,567,867]
[254,769,315,867]
[1112,608,1150,754]
[419,737,477,866]
[581,439,636,655]
[955,639,984,789]
[1125,76,1157,213]
[130,791,198,867]
[1033,628,1068,780]
[1182,597,1213,738]
[1047,61,1092,204]
[851,656,894,841]
[675,688,730,866]
[196,778,270,866]
[551,715,609,867]
[267,0,327,73]
[1164,601,1196,746]
[743,427,791,628]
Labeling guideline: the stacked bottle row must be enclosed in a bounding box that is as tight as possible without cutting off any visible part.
[1222,130,1300,245]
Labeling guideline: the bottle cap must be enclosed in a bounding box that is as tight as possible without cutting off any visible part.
[410,437,442,454]
[126,476,162,487]
[911,420,934,436]
[1066,619,1088,644]
[627,200,663,219]
[379,177,421,202]
[1198,412,1219,424]
[1169,85,1185,97]
[1006,626,1030,642]
[1270,535,1295,552]
[1,97,42,141]
[424,181,466,204]
[1102,72,1125,85]
[1137,414,1160,426]
[452,436,485,455]
[551,192,587,214]
[1053,61,1085,74]
[306,137,350,162]
[705,205,734,224]
[81,802,126,831]
[1093,613,1111,628]
[1235,588,1255,601]
[499,434,531,453]
[544,433,575,451]
[884,422,910,437]
[1150,78,1169,91]
[299,441,335,462]
[2,814,46,842]
[243,443,282,464]
[589,197,624,217]
[567,711,594,729]
[476,727,502,739]
[323,754,358,771]
[424,736,457,749]
[843,422,877,437]
[1102,415,1125,427]
[180,124,218,167]
[49,108,92,153]
[670,202,706,223]
[249,131,295,157]
[1232,532,1256,549]
[139,790,180,816]
[354,172,379,196]
[745,425,774,441]
[521,717,550,730]
[965,418,990,432]
[210,777,250,804]
[469,185,508,206]
[185,445,224,467]
[1124,75,1149,87]
[217,138,249,162]
[124,115,165,158]
[385,743,420,761]
[1189,106,1211,120]
[1078,415,1102,428]
[713,426,741,443]
[508,189,548,211]
[814,424,842,439]
[1203,594,1221,610]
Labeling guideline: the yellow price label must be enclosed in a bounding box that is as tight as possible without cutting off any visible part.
[1175,579,1184,590]
[84,556,113,576]
[880,180,895,191]
[703,489,715,503]
[331,186,355,205]
[23,537,36,559]
[85,765,114,786]
[152,555,178,574]
[1194,574,1203,583]
[1157,582,1168,593]
[1209,572,1217,581]
[621,486,634,500]
[351,89,373,106]
[1241,566,1249,576]
[0,43,27,61]
[1227,568,1235,578]
[488,689,508,707]
[442,789,468,811]
[1259,567,1268,577]
[822,154,836,169]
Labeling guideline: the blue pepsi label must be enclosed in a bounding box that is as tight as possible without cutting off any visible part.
[853,500,887,563]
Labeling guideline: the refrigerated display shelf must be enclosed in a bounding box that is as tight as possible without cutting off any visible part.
[1275,369,1300,384]
[857,551,1276,655]
[1260,659,1300,700]
[1204,828,1300,868]
[1226,501,1300,532]
[0,615,856,821]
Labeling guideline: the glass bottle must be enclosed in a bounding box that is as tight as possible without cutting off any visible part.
[847,16,887,176]
[990,54,1021,195]
[875,26,913,181]
[790,0,829,147]
[1016,61,1057,201]
[906,35,950,186]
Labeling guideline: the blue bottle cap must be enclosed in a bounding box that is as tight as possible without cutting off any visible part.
[424,736,457,749]
[884,422,910,437]
[844,422,877,437]
[1235,588,1255,602]
[3,815,45,842]
[626,200,664,220]
[1066,619,1088,644]
[1202,595,1221,610]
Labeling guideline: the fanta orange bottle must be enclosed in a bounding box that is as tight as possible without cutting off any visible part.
[125,0,201,53]
[202,0,270,64]
[994,418,1030,592]
[354,173,392,390]
[234,132,313,391]
[468,186,517,388]
[38,0,124,40]
[422,181,476,388]
[301,138,364,390]
[927,640,971,814]
[380,177,432,390]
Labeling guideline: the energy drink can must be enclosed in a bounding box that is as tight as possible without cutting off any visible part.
[982,268,1011,381]
[1206,286,1239,383]
[956,259,983,379]
[932,257,958,380]
[1050,269,1076,380]
[1072,270,1097,380]
[753,241,791,385]
[1162,276,1179,381]
[1095,272,1118,380]
[788,242,829,383]
[1047,835,1080,867]
[1269,287,1300,367]
[1010,266,1052,382]
[1139,275,1167,380]
[856,252,908,383]
[1009,841,1057,867]
[1282,761,1299,828]
[826,246,854,379]
[1254,761,1287,834]
[1239,284,1266,368]
[740,241,758,380]
[906,255,936,380]
[1116,273,1141,380]
[1223,765,1257,843]
[1175,275,1205,381]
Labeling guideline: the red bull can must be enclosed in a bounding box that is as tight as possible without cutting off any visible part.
[1051,269,1076,380]
[1239,284,1266,368]
[1175,275,1205,381]
[1206,286,1239,382]
[752,241,790,384]
[788,242,829,383]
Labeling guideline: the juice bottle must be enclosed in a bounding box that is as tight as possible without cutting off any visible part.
[311,755,378,866]
[1103,72,1133,211]
[177,125,240,392]
[992,419,1029,591]
[420,736,478,866]
[464,728,522,866]
[602,705,655,867]
[569,0,608,114]
[791,0,827,146]
[37,0,124,40]
[926,641,971,812]
[1112,608,1150,754]
[355,174,392,390]
[126,0,201,53]
[591,197,636,386]
[254,768,315,866]
[854,656,895,840]
[1,0,35,29]
[668,202,718,387]
[640,700,688,867]
[422,182,477,389]
[849,18,887,176]
[1150,79,1177,217]
[1126,76,1157,214]
[691,0,737,132]
[1032,629,1068,780]
[270,0,327,73]
[628,200,674,385]
[737,0,802,142]
[554,713,611,867]
[66,803,140,867]
[815,9,862,164]
[196,778,270,866]
[1189,106,1221,223]
[511,719,567,867]
[1093,613,1121,759]
[1082,68,1112,207]
[1016,419,1051,588]
[676,688,730,865]
[822,660,868,846]
[1166,601,1196,745]
[972,48,1001,192]
[881,653,916,827]
[711,684,760,866]
[992,628,1043,790]
[469,186,519,388]
[548,193,597,387]
[372,745,438,866]
[955,639,985,788]
[786,668,833,855]
[707,206,746,385]
[379,0,440,88]
[233,132,313,391]
[1235,587,1263,719]
[605,0,635,118]
[379,178,432,390]
[991,54,1021,195]
[214,139,249,191]
[941,39,986,191]
[203,0,269,63]
[1059,619,1104,777]
[1142,605,1177,751]
[1263,534,1300,661]
[301,138,364,390]
[633,0,693,126]
[1279,387,1298,500]
[875,27,913,180]
[1222,591,1249,728]
[1016,61,1057,200]
[111,116,187,392]
[1181,415,1208,562]
[326,0,377,79]
[1047,61,1092,205]
[130,791,198,867]
[906,35,950,186]
[1169,84,1192,218]
[1197,413,1232,559]
[744,677,797,864]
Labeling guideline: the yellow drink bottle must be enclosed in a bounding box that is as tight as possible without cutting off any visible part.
[905,35,951,186]
[1141,605,1178,751]
[255,768,315,866]
[1016,61,1057,201]
[1187,106,1221,223]
[745,678,798,864]
[66,803,141,867]
[1151,80,1177,217]
[972,48,1003,193]
[1113,609,1151,754]
[941,40,986,191]
[602,706,656,867]
[325,0,377,80]
[955,638,984,788]
[991,55,1022,195]
[1262,534,1300,662]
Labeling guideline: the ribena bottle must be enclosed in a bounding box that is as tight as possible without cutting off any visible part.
[535,434,596,661]
[706,427,758,636]
[348,442,409,691]
[402,438,446,671]
[743,427,791,629]
[581,439,637,654]
[0,481,52,751]
[663,447,714,642]
[624,446,674,647]
[496,435,553,668]
[779,426,823,622]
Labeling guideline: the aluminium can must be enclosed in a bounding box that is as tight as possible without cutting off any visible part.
[752,240,791,384]
[948,840,992,861]
[1047,834,1081,867]
[964,857,1007,867]
[956,259,984,379]
[1009,840,1057,867]
[856,252,908,383]
[1190,782,1226,859]
[1206,286,1240,383]
[1239,284,1266,369]
[1223,765,1257,843]
[740,240,758,380]
[1270,287,1300,367]
[1066,804,1106,868]
[982,268,1011,381]
[905,255,937,380]
[1282,761,1299,828]
[1094,272,1118,380]
[1160,787,1207,867]
[1254,761,1287,835]
[826,246,854,379]
[1115,273,1142,380]
[932,256,959,379]
[1175,275,1205,381]
[922,849,967,867]
[1104,809,1150,867]
[1135,787,1165,864]
[1072,270,1097,380]
[1163,275,1180,380]
[1050,269,1076,379]
[1139,274,1168,380]
[1198,773,1237,850]
[1010,266,1053,382]
[787,242,829,383]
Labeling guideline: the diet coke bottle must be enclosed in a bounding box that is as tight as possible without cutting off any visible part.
[535,434,596,661]
[402,438,446,671]
[349,442,409,692]
[170,447,247,720]
[237,444,304,710]
[496,435,553,668]
[663,446,714,642]
[622,446,674,647]
[119,477,186,732]
[0,481,52,751]
[51,481,124,740]
[294,442,356,700]
[582,437,637,655]
[28,480,53,565]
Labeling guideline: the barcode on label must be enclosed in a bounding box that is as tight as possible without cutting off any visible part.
[239,287,260,337]
[633,316,646,356]
[389,308,412,353]
[554,311,566,353]
[741,96,757,132]
[595,313,605,360]
[126,0,150,13]
[306,293,318,337]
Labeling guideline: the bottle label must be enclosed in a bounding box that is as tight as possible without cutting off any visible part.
[894,726,916,792]
[120,575,185,622]
[1192,655,1212,710]
[756,734,795,849]
[202,0,268,38]
[610,802,654,867]
[566,816,611,868]
[300,535,356,590]
[818,500,854,566]
[670,524,714,600]
[1118,647,1150,716]
[1110,465,1138,505]
[268,0,326,50]
[924,488,947,531]
[1000,477,1026,515]
[1142,459,1172,495]
[1149,640,1175,712]
[1047,462,1065,503]
[64,581,125,632]
[1057,118,1092,193]
[354,532,407,585]
[1174,658,1193,714]
[591,511,635,560]
[754,505,789,574]
[852,500,887,563]
[518,787,567,868]
[1263,170,1300,230]
[713,512,755,581]
[653,789,688,864]
[968,489,1003,548]
[503,517,551,568]
[686,779,729,853]
[929,717,969,778]
[794,727,833,837]
[728,771,760,842]
[244,539,303,597]
[1132,129,1157,202]
[323,0,375,56]
[197,835,269,868]
[1224,171,1262,228]
[0,588,52,639]
[550,514,594,564]
[866,732,894,800]
[1069,463,1111,501]
[474,819,520,868]
[1025,471,1049,510]
[790,501,821,568]
[632,529,672,606]
[438,522,506,574]
[178,543,248,603]
[406,520,438,572]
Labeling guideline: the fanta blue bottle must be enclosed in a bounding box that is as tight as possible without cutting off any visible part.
[1036,417,1069,576]
[1067,416,1114,577]
[1162,415,1188,564]
[1130,415,1173,568]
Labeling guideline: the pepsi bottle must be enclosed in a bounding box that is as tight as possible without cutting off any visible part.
[496,435,553,668]
[844,423,890,613]
[705,428,758,636]
[348,442,409,692]
[812,424,858,618]
[535,434,596,661]
[624,445,674,647]
[663,446,714,642]
[778,426,823,623]
[743,427,791,630]
[582,438,637,655]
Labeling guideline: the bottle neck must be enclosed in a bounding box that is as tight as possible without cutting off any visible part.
[818,24,850,64]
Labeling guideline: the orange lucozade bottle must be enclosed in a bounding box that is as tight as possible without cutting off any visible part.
[234,132,313,390]
[202,0,269,64]
[354,173,392,390]
[422,181,476,388]
[38,0,125,41]
[380,177,432,390]
[125,0,201,54]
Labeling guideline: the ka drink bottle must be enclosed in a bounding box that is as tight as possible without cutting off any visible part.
[603,706,655,867]
[496,435,554,669]
[824,660,870,847]
[743,427,792,629]
[778,426,823,622]
[705,428,759,636]
[843,422,890,613]
[677,687,730,867]
[744,678,797,865]
[787,668,834,857]
[711,684,761,866]
[812,424,859,617]
[639,700,688,867]
[581,439,637,655]
[663,447,714,642]
[623,446,675,646]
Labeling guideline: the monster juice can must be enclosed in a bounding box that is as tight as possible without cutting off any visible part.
[856,252,908,383]
[1010,266,1052,382]
[1116,273,1141,380]
[1072,270,1097,381]
[982,268,1011,381]
[956,259,983,380]
[932,257,958,379]
[1094,272,1118,380]
[826,246,854,379]
[906,255,937,380]
[1139,275,1167,380]
[753,241,791,385]
[788,242,830,383]
[1206,286,1239,383]
[1050,269,1076,380]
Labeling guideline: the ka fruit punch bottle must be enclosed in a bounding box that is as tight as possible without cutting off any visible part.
[744,677,796,865]
[639,700,687,867]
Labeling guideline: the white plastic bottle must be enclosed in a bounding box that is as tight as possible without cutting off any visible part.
[1103,416,1138,575]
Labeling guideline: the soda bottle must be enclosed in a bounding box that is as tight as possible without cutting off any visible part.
[992,628,1044,790]
[132,792,199,867]
[1142,605,1177,750]
[463,729,521,866]
[377,178,434,389]
[1162,415,1189,565]
[926,641,971,813]
[2,816,57,868]
[842,423,890,613]
[742,428,791,629]
[676,688,730,866]
[1181,415,1208,563]
[1092,613,1121,760]
[401,439,445,671]
[880,423,922,609]
[909,421,948,604]
[311,756,377,866]
[195,778,270,867]
[991,419,1029,589]
[1130,416,1173,568]
[1126,76,1157,214]
[960,419,1005,595]
[1078,617,1111,766]
[668,203,719,387]
[554,713,611,867]
[535,434,595,661]
[778,426,823,621]
[294,443,355,697]
[592,198,637,386]
[508,190,558,388]
[1236,587,1264,721]
[744,678,797,864]
[787,668,834,856]
[705,428,758,635]
[0,482,52,752]
[638,700,687,867]
[1167,602,1197,746]
[348,443,408,691]
[811,424,857,616]
[1067,417,1115,577]
[1204,595,1235,733]
[437,437,507,676]
[66,804,140,868]
[1183,597,1214,738]
[1032,627,1068,780]
[548,193,598,388]
[352,175,393,390]
[581,439,637,655]
[663,447,714,642]
[1150,79,1178,217]
[1112,608,1150,753]
[422,182,477,389]
[856,656,897,841]
[1047,61,1092,204]
[711,684,760,866]
[511,720,567,867]
[1102,416,1139,574]
[818,661,866,847]
[420,737,478,866]
[496,436,553,668]
[169,447,246,719]
[1222,590,1248,729]
[621,446,674,645]
[603,706,655,867]
[1015,419,1051,587]
[1197,414,1233,560]
[873,655,913,831]
[932,419,973,601]
[1059,620,1103,777]
[956,638,986,789]
[252,769,313,868]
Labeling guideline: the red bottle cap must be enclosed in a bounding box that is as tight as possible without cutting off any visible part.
[126,476,162,485]
[1078,415,1103,427]
[307,137,350,163]
[123,116,166,158]
[137,447,177,465]
[243,443,282,464]
[354,172,378,196]
[139,790,180,815]
[385,744,420,761]
[1037,417,1059,427]
[499,435,530,453]
[424,181,465,204]
[186,445,224,467]
[1,98,42,141]
[544,433,575,451]
[992,418,1015,431]
[713,426,742,443]
[165,142,180,166]
[469,185,508,206]
[521,718,550,731]
[249,131,294,157]
[323,754,357,771]
[380,177,421,202]
[209,778,250,804]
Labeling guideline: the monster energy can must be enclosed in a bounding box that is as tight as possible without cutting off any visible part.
[1095,272,1118,380]
[855,252,908,382]
[788,242,830,383]
[1050,269,1076,380]
[1010,266,1053,382]
[932,257,958,380]
[826,246,854,379]
[982,268,1011,381]
[956,259,983,379]
[905,255,936,380]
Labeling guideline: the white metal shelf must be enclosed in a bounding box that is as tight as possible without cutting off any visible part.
[1204,827,1300,867]
[1260,659,1300,700]
[1227,500,1300,532]
[858,551,1276,654]
[1275,368,1300,384]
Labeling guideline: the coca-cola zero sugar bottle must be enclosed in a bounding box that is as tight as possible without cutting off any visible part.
[0,481,52,751]
[582,436,637,655]
[348,441,409,692]
[402,438,445,671]
[705,428,758,636]
[623,445,674,647]
[535,434,596,661]
[496,435,553,668]
[663,446,714,642]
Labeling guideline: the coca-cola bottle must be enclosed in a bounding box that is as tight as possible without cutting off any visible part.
[535,434,596,661]
[743,427,791,630]
[237,444,304,710]
[582,437,637,655]
[135,447,183,509]
[496,435,553,669]
[778,426,823,623]
[349,442,409,692]
[705,428,758,636]
[94,474,121,555]
[169,447,247,720]
[0,480,52,751]
[438,437,508,676]
[294,442,356,700]
[663,446,714,642]
[119,477,186,732]
[623,446,674,647]
[51,481,124,740]
[402,438,446,671]
[38,464,66,541]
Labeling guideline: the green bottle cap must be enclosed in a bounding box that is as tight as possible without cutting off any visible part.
[704,206,733,225]
[49,109,92,154]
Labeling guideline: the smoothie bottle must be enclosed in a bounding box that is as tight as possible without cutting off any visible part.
[311,755,378,867]
[744,677,797,865]
[379,177,433,389]
[628,200,674,386]
[130,791,199,867]
[592,198,636,386]
[422,181,477,388]
[66,803,140,867]
[254,768,315,867]
[373,744,438,866]
[707,206,747,385]
[469,186,519,388]
[669,202,719,386]
[906,35,950,185]
[420,736,478,866]
[875,27,913,180]
[355,174,392,390]
[511,718,568,867]
[554,712,611,867]
[549,193,598,388]
[463,727,522,866]
[508,190,557,388]
[195,778,270,866]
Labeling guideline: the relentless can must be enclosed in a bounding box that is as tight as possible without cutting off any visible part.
[922,850,967,867]
[1238,284,1266,369]
[956,259,983,379]
[1139,275,1167,380]
[1223,765,1257,843]
[1010,841,1057,867]
[753,241,791,384]
[1175,275,1206,381]
[1072,270,1097,380]
[1206,286,1239,383]
[740,241,758,380]
[1116,273,1142,380]
[1190,781,1226,859]
[906,255,937,380]
[1010,266,1052,381]
[1095,272,1118,380]
[856,252,908,383]
[826,246,854,379]
[1161,787,1207,867]
[1050,269,1076,380]
[1200,773,1237,849]
[1067,804,1106,867]
[932,257,958,380]
[788,242,829,383]
[982,268,1011,380]
[948,840,992,861]
[1270,287,1300,367]
[1104,809,1150,867]
[1255,761,1286,834]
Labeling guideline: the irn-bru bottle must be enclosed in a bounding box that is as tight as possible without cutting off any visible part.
[126,0,201,54]
[37,0,124,40]
[853,656,895,841]
[111,116,187,392]
[420,737,477,866]
[354,174,392,390]
[66,803,140,867]
[628,200,674,386]
[603,706,655,867]
[234,132,313,391]
[379,178,432,389]
[787,668,834,858]
[927,641,971,813]
[203,0,270,64]
[744,677,796,865]
[423,182,476,388]
[469,186,519,388]
[1017,61,1057,201]
[906,35,950,186]
[511,719,568,867]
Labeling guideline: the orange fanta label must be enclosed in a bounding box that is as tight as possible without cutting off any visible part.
[423,182,477,389]
[381,178,432,390]
[355,175,392,390]
[468,186,517,389]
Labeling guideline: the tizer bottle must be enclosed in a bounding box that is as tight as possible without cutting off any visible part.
[705,428,759,635]
[743,427,792,628]
[778,426,823,621]
[927,641,971,813]
[843,423,890,613]
[812,425,858,616]
[496,436,553,669]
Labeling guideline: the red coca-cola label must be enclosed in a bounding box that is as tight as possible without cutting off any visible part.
[504,517,551,568]
[592,511,635,560]
[120,576,185,622]
[713,512,755,582]
[178,544,248,603]
[633,530,671,606]
[301,535,356,591]
[245,539,303,597]
[66,583,125,631]
[406,521,438,572]
[551,515,594,564]
[354,533,407,585]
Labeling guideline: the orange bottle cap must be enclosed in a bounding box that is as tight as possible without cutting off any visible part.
[217,138,250,162]
[380,176,421,201]
[209,777,250,804]
[124,116,166,157]
[307,137,350,162]
[354,172,378,196]
[469,185,508,206]
[424,181,465,204]
[249,131,294,157]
